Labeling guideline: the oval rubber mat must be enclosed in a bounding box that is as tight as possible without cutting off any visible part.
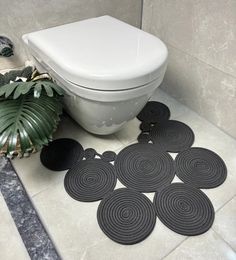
[64,159,117,202]
[97,188,156,244]
[153,183,215,236]
[150,120,194,153]
[40,138,84,171]
[175,147,227,189]
[115,143,175,192]
[137,101,170,123]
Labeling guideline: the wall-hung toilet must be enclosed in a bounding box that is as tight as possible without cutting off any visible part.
[22,16,168,135]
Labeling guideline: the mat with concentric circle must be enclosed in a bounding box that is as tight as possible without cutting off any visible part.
[137,101,170,123]
[64,159,117,202]
[150,120,194,152]
[153,183,215,236]
[40,138,84,171]
[97,188,156,244]
[175,148,227,189]
[115,143,175,192]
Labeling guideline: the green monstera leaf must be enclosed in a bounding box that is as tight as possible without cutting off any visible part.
[0,92,63,158]
[0,80,64,99]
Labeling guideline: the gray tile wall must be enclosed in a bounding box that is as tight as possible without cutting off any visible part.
[0,0,142,70]
[143,0,236,138]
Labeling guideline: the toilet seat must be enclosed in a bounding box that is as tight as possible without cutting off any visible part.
[22,15,168,92]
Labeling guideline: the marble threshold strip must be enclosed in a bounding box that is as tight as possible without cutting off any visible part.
[0,157,61,260]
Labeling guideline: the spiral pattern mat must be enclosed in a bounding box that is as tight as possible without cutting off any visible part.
[40,138,84,171]
[115,143,175,192]
[154,183,215,236]
[137,101,170,123]
[97,188,156,245]
[175,148,227,189]
[64,159,117,202]
[150,120,195,152]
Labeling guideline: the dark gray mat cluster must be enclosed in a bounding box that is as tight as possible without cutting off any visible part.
[97,188,156,244]
[39,100,228,244]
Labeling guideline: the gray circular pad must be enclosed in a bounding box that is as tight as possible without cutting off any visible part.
[115,143,175,192]
[137,101,170,123]
[40,138,84,171]
[64,159,117,202]
[153,183,215,236]
[97,188,156,244]
[150,120,194,153]
[175,147,227,189]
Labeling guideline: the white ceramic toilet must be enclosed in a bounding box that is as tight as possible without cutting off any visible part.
[22,16,168,135]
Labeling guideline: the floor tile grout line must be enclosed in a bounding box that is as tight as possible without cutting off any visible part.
[215,194,236,214]
[211,228,236,253]
[0,158,62,260]
[160,236,188,259]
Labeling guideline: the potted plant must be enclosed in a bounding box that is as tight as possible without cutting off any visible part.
[0,67,64,158]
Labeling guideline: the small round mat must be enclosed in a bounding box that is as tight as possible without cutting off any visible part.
[97,188,156,244]
[139,122,151,132]
[137,132,150,143]
[150,120,194,152]
[40,138,84,171]
[137,101,170,123]
[115,143,175,192]
[84,148,97,160]
[101,151,117,162]
[64,159,117,202]
[175,147,227,189]
[153,183,214,236]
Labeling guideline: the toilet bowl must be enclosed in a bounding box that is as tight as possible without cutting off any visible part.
[22,16,168,135]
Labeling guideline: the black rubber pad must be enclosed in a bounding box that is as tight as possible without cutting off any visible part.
[175,148,227,189]
[150,120,194,153]
[40,138,84,171]
[137,101,170,123]
[115,143,175,192]
[97,188,156,244]
[64,159,117,202]
[153,183,214,236]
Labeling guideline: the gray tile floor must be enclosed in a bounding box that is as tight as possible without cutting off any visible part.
[3,88,236,259]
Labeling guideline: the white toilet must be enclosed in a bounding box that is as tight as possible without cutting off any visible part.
[22,16,168,135]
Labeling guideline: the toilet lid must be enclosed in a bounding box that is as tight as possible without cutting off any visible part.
[23,16,168,91]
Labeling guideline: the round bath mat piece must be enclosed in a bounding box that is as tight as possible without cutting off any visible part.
[84,148,97,160]
[101,151,117,162]
[175,147,227,189]
[64,159,117,202]
[137,101,171,123]
[153,183,214,236]
[139,122,151,132]
[137,132,150,143]
[150,120,194,153]
[97,188,156,244]
[40,138,84,171]
[115,143,175,192]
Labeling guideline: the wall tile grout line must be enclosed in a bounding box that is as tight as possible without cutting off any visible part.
[0,157,61,260]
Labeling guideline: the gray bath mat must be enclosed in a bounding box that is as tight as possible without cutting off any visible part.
[97,188,156,244]
[175,147,227,189]
[115,143,175,192]
[153,183,215,236]
[64,159,117,202]
[150,120,195,152]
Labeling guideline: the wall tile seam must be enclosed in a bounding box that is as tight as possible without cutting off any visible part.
[159,41,236,82]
